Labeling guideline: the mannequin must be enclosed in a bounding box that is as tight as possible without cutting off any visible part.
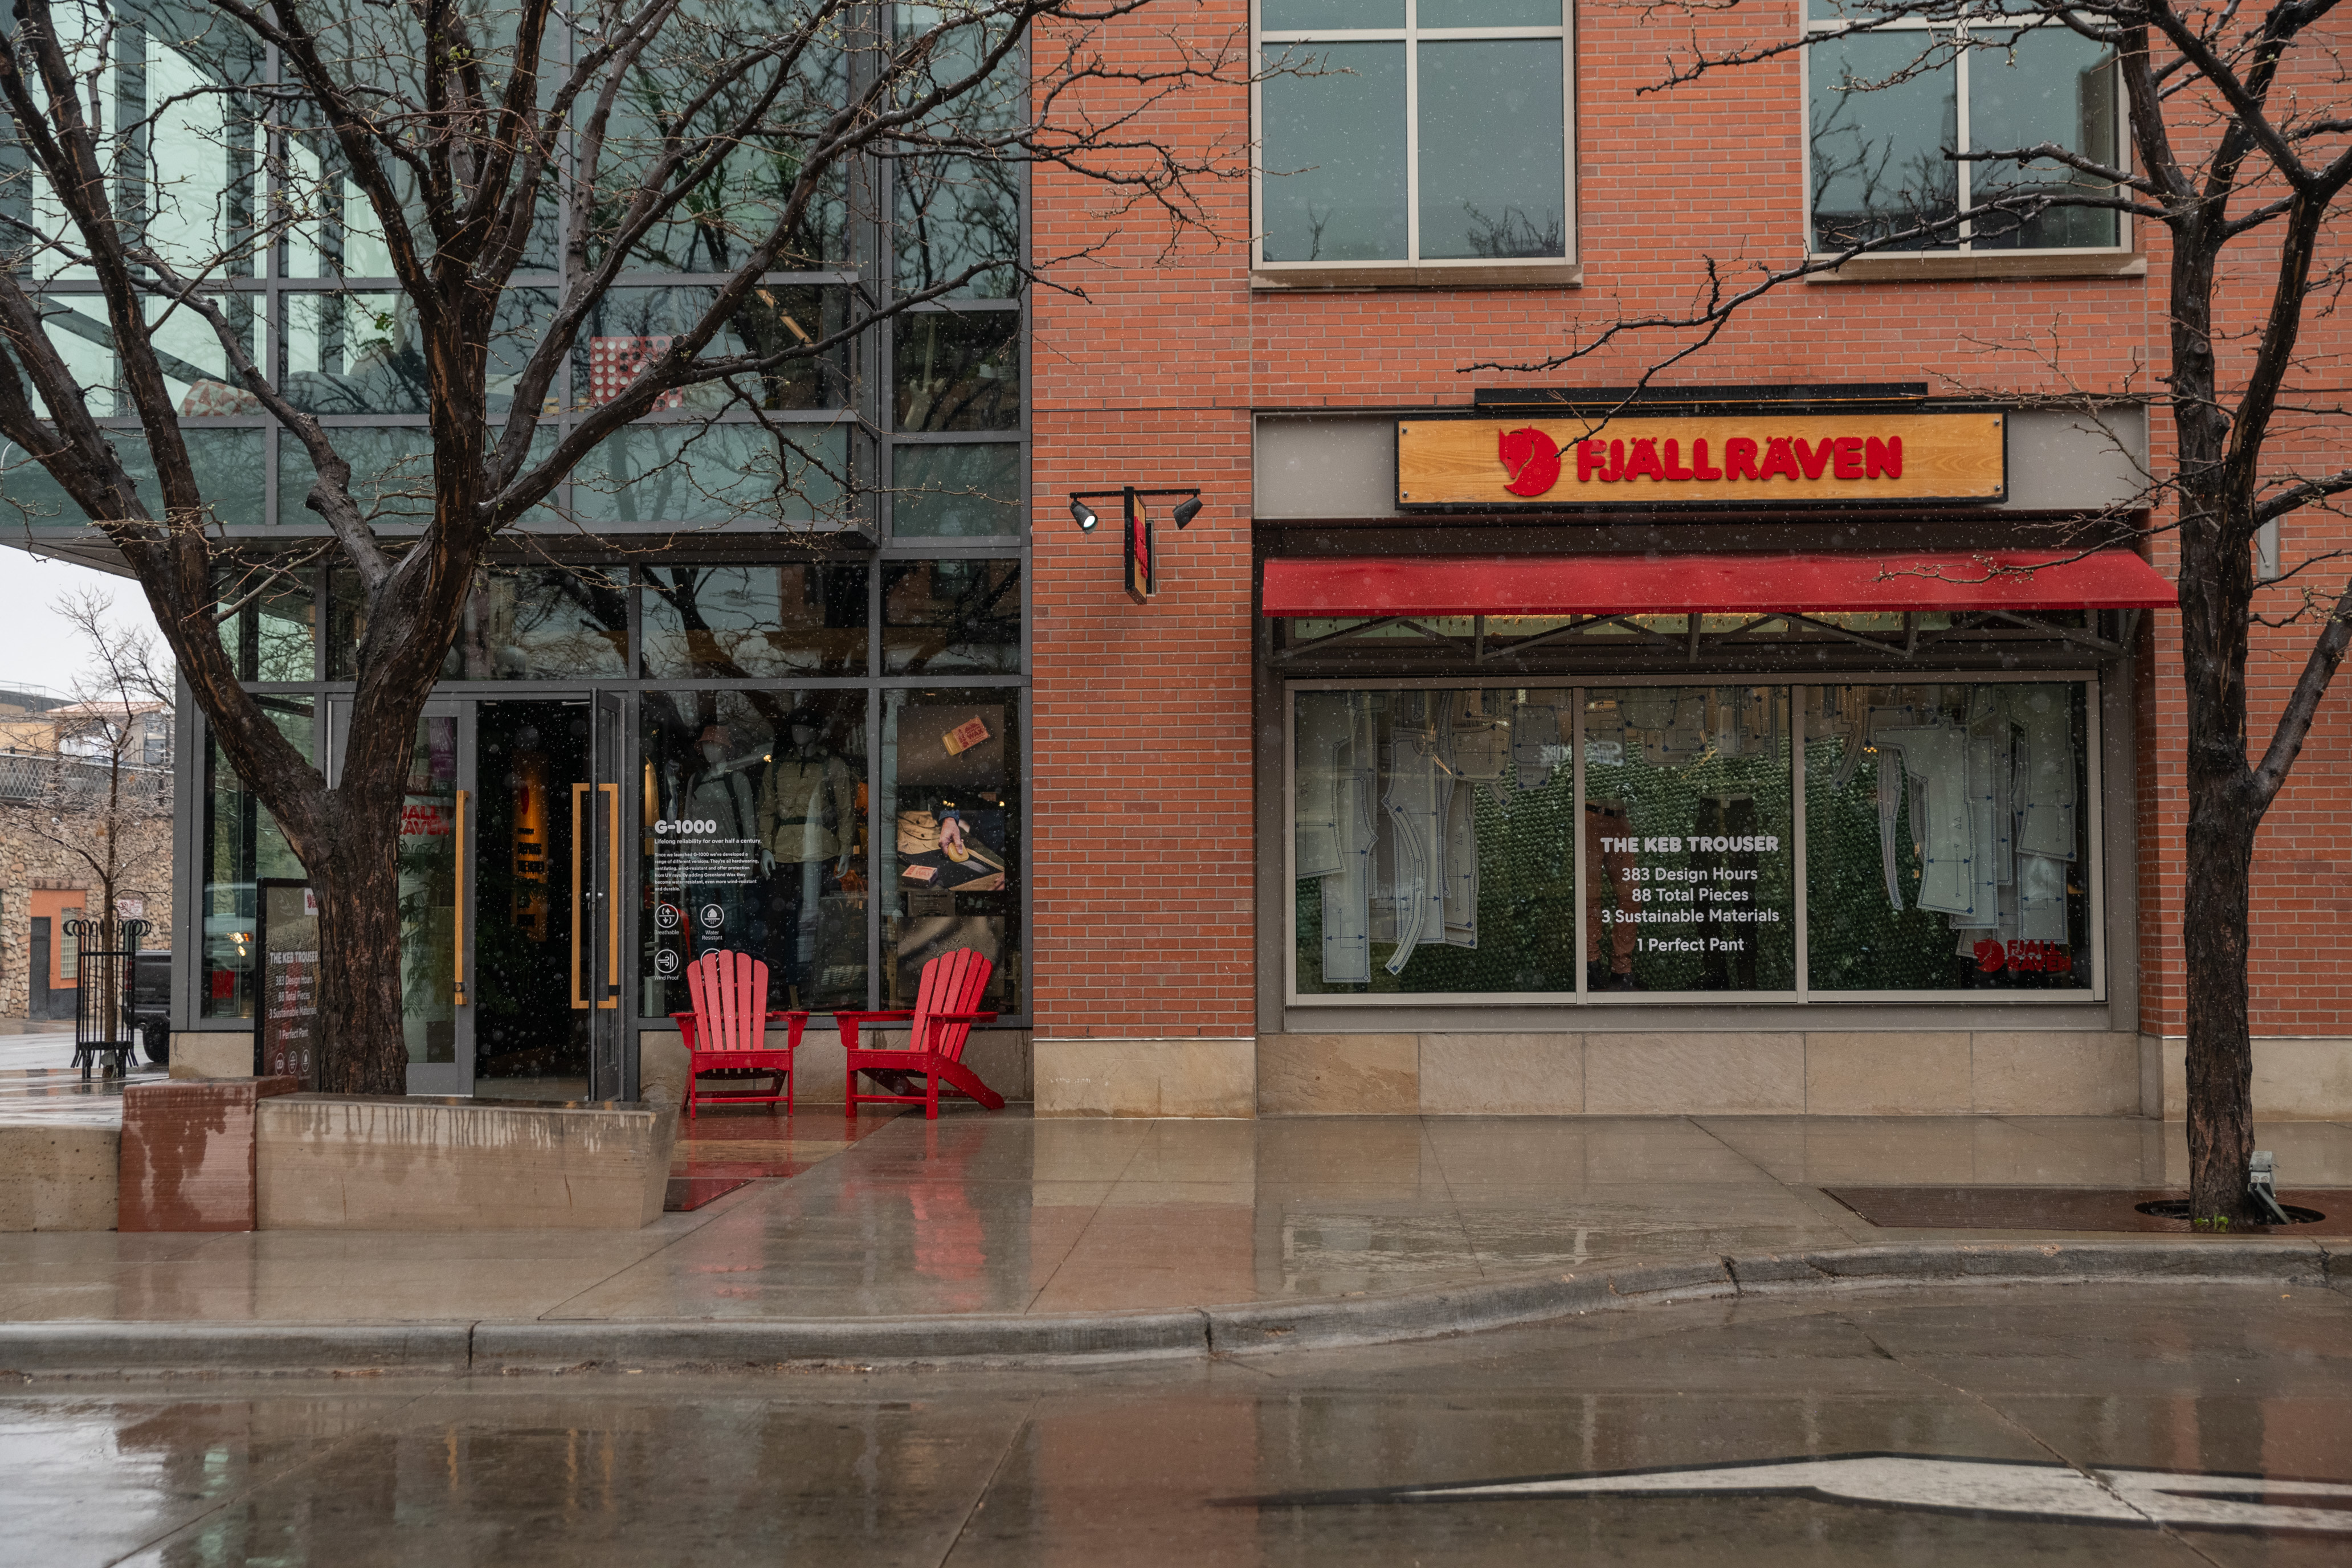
[758,707,858,1008]
[667,722,761,955]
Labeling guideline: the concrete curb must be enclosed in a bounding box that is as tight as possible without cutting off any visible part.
[0,1239,2339,1377]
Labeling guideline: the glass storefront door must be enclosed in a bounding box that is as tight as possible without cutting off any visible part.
[340,694,628,1098]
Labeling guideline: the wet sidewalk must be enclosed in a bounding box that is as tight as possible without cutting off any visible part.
[2,1109,2347,1327]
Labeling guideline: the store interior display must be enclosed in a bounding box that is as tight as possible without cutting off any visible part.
[1295,681,2092,999]
[1807,683,2091,991]
[640,691,870,1015]
[883,691,1020,1011]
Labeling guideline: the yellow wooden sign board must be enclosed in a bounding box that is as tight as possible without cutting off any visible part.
[1396,412,2006,508]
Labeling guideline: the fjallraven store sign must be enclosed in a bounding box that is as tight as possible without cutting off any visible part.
[1394,412,2007,508]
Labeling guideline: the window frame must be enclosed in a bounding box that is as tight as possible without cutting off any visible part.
[1800,9,2133,260]
[1281,671,2106,1007]
[1251,0,1579,279]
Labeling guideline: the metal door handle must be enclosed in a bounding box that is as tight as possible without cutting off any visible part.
[570,783,590,1011]
[600,782,620,1008]
[454,789,469,1006]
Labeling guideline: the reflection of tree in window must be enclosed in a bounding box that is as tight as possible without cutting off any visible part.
[592,6,850,272]
[883,561,1020,672]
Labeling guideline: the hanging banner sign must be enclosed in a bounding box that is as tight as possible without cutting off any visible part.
[1395,412,2006,508]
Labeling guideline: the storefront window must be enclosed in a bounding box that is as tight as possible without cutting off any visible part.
[1806,681,2092,991]
[883,688,1020,1012]
[1293,687,1580,995]
[201,697,313,1018]
[641,563,869,678]
[1290,680,2078,1001]
[639,689,869,1015]
[1585,685,1795,994]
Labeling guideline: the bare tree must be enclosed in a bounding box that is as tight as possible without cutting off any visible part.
[0,0,1245,1093]
[1483,0,2351,1222]
[4,590,175,992]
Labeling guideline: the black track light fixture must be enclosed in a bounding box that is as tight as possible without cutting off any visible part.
[1066,486,1203,603]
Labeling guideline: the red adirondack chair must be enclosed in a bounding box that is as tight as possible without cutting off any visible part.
[669,949,806,1120]
[834,948,1004,1120]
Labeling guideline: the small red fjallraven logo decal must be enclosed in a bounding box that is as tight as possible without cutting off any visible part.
[1498,426,1561,496]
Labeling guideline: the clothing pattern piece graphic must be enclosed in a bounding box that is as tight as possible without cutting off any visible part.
[1321,696,1378,985]
[1293,696,1354,879]
[2012,687,2078,861]
[1513,691,1569,790]
[1381,732,1448,976]
[1949,736,2002,928]
[1442,765,1479,948]
[1876,725,1976,916]
[2017,850,2070,943]
[1862,706,1918,909]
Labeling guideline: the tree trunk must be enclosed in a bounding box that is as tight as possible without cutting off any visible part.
[2175,473,2261,1224]
[311,780,413,1096]
[2180,782,2259,1223]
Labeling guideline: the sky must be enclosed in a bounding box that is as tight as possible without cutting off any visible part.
[0,549,164,698]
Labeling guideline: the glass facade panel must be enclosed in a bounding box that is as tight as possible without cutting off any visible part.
[1292,687,1580,996]
[893,311,1020,431]
[892,443,1022,538]
[217,566,317,683]
[578,287,851,414]
[642,563,870,678]
[883,560,1022,673]
[2,428,265,530]
[639,689,869,1015]
[443,566,630,680]
[278,428,435,527]
[1806,681,2092,991]
[883,688,1020,1012]
[573,424,850,526]
[590,22,849,272]
[200,696,314,1019]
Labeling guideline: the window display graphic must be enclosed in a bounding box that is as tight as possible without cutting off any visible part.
[1585,687,1795,993]
[640,691,869,1015]
[1807,683,2091,992]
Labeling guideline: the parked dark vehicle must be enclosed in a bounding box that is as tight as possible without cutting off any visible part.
[124,951,171,1066]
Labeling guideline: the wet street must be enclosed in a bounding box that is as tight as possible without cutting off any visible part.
[7,1281,2349,1566]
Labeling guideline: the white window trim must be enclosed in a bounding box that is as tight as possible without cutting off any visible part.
[1799,12,2134,262]
[1282,672,2106,1008]
[1251,1,1579,278]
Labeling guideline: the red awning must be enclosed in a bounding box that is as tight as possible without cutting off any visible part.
[1261,550,2174,618]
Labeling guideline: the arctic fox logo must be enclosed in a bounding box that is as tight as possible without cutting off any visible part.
[1498,426,1562,496]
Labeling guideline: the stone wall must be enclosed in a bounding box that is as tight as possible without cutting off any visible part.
[0,802,174,1019]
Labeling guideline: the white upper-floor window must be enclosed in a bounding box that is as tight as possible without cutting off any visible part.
[1254,1,1574,271]
[1806,2,2128,255]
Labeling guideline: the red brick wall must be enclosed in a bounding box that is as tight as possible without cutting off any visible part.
[1027,1,2349,1041]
